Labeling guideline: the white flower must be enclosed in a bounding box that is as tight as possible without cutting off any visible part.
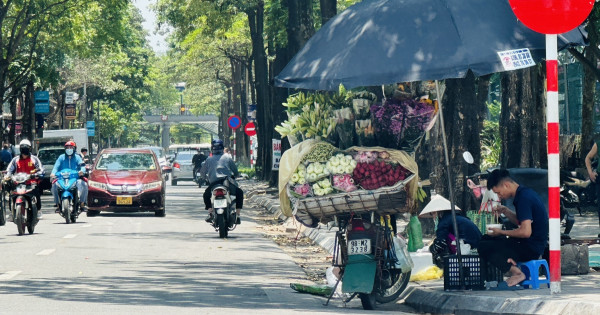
[291,173,299,183]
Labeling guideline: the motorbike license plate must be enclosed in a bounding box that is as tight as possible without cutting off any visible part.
[116,196,132,205]
[348,239,371,255]
[213,198,227,208]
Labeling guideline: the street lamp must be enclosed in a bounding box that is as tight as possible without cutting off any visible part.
[175,82,186,115]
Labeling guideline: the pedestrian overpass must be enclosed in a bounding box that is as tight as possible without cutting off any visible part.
[142,114,218,149]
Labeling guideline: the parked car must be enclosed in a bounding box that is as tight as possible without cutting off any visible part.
[87,148,168,217]
[171,151,195,186]
[148,146,171,180]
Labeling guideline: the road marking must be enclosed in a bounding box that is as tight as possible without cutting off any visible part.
[36,249,55,256]
[63,234,77,239]
[0,271,22,280]
[81,224,92,228]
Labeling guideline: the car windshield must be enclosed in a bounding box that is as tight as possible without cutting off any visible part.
[95,153,157,171]
[38,149,64,165]
[150,147,165,158]
[175,152,194,162]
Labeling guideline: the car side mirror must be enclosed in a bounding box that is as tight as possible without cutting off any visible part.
[162,165,172,173]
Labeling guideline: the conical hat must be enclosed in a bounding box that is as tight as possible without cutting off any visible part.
[419,195,461,218]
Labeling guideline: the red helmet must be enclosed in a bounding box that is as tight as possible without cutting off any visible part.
[64,140,76,148]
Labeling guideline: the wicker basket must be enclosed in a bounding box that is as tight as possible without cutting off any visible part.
[291,174,415,224]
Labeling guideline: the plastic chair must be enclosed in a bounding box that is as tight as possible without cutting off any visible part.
[517,260,550,289]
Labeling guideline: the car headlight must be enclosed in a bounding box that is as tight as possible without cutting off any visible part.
[89,180,108,190]
[142,181,162,191]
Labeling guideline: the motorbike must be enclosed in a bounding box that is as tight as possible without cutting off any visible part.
[560,170,596,216]
[325,212,412,310]
[5,172,41,235]
[55,169,81,224]
[208,178,238,238]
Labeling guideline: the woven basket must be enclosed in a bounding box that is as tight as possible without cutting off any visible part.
[291,174,415,224]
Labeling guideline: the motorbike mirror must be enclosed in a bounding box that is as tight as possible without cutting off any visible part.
[463,151,474,164]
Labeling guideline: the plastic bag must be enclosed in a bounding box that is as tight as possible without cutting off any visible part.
[409,265,443,281]
[407,215,424,252]
[393,236,414,273]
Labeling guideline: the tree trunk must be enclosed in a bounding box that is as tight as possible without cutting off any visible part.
[581,30,598,162]
[319,0,337,25]
[287,0,315,55]
[428,72,480,211]
[22,81,35,141]
[247,2,271,180]
[9,93,17,145]
[500,66,546,168]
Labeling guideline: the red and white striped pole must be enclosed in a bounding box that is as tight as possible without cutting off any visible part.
[546,34,561,294]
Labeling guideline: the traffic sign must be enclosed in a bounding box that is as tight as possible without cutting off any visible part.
[228,115,242,129]
[65,92,76,104]
[509,0,593,34]
[244,122,256,136]
[34,91,50,114]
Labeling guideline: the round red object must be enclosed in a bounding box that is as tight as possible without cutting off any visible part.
[509,0,593,34]
[244,122,257,136]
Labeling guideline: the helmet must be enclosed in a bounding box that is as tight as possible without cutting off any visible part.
[64,140,76,148]
[19,139,31,147]
[211,139,224,154]
[19,139,31,156]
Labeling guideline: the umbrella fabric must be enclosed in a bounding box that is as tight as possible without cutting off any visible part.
[274,0,586,91]
[419,194,461,218]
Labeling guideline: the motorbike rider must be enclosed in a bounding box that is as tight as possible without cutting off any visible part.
[192,149,207,182]
[200,139,243,224]
[584,142,600,238]
[50,141,88,212]
[4,139,45,213]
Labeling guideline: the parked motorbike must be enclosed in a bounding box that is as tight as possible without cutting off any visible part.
[208,179,238,238]
[55,169,81,224]
[560,170,596,216]
[5,172,40,235]
[326,213,412,310]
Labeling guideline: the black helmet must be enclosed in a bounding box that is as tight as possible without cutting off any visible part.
[211,139,224,154]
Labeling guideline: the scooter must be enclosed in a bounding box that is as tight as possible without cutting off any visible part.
[208,179,238,238]
[55,169,81,224]
[560,170,596,216]
[326,212,412,310]
[5,172,41,235]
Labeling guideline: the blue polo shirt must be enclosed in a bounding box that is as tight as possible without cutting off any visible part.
[513,185,549,256]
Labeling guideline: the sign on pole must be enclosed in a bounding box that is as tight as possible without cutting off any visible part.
[65,104,76,120]
[34,91,50,114]
[228,115,242,130]
[65,92,76,104]
[272,139,281,170]
[86,121,95,136]
[244,122,256,136]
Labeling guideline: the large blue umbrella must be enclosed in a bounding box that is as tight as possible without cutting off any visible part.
[274,0,586,91]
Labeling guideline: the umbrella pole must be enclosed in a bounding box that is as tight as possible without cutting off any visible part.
[435,80,464,289]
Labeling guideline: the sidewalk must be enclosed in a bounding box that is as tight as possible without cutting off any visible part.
[242,179,600,314]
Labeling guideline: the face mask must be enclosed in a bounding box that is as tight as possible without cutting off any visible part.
[20,147,30,155]
[65,149,74,156]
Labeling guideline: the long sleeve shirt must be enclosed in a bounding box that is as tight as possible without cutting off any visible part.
[51,154,85,176]
[6,155,45,185]
[199,153,239,185]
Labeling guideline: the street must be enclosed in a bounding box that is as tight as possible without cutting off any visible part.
[0,181,415,314]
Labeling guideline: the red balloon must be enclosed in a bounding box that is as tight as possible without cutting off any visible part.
[509,0,594,34]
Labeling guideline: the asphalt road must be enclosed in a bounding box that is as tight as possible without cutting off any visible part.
[0,181,413,315]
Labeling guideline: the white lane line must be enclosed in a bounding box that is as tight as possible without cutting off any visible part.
[36,249,56,256]
[63,234,77,239]
[81,224,92,228]
[0,271,22,280]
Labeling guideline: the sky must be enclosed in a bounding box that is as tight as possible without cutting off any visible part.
[133,0,169,54]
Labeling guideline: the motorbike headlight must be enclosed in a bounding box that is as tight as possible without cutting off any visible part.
[142,181,162,191]
[89,180,108,190]
[13,173,29,183]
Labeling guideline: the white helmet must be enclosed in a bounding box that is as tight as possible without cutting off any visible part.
[19,139,31,147]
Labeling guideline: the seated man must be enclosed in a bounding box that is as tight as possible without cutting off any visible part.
[478,169,549,286]
[51,141,88,211]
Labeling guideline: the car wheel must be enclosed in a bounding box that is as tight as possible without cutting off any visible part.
[155,209,165,217]
[171,179,177,186]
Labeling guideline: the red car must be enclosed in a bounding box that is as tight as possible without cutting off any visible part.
[87,148,168,217]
